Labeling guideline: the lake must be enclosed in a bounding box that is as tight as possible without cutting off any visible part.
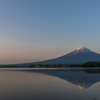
[0,68,100,100]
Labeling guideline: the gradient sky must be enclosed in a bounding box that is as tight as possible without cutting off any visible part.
[0,0,100,64]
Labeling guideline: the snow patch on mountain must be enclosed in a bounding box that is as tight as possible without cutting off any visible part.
[75,47,91,54]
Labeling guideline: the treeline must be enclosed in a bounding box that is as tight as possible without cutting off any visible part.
[83,69,100,74]
[1,62,100,68]
[0,64,81,68]
[81,61,100,67]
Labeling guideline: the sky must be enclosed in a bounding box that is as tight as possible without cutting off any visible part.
[0,0,100,64]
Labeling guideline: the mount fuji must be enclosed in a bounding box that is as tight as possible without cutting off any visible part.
[30,47,100,64]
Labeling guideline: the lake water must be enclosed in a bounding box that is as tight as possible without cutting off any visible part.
[0,68,100,100]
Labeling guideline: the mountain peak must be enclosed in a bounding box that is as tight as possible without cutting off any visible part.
[76,47,86,51]
[76,47,84,50]
[76,47,90,53]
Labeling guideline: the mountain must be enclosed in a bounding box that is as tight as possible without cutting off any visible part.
[28,47,100,65]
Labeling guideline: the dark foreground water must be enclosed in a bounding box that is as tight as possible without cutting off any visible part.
[0,68,100,100]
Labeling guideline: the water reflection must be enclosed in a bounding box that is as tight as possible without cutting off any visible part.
[25,69,100,89]
[0,69,100,100]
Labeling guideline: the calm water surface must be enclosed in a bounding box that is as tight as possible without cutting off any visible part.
[0,68,100,100]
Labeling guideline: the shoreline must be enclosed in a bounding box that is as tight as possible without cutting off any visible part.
[0,67,100,71]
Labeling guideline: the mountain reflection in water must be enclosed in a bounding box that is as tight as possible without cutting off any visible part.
[0,69,100,100]
[25,69,100,89]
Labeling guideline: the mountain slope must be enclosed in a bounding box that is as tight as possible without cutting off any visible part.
[30,47,100,64]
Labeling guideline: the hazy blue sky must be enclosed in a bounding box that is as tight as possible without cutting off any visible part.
[0,0,100,64]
